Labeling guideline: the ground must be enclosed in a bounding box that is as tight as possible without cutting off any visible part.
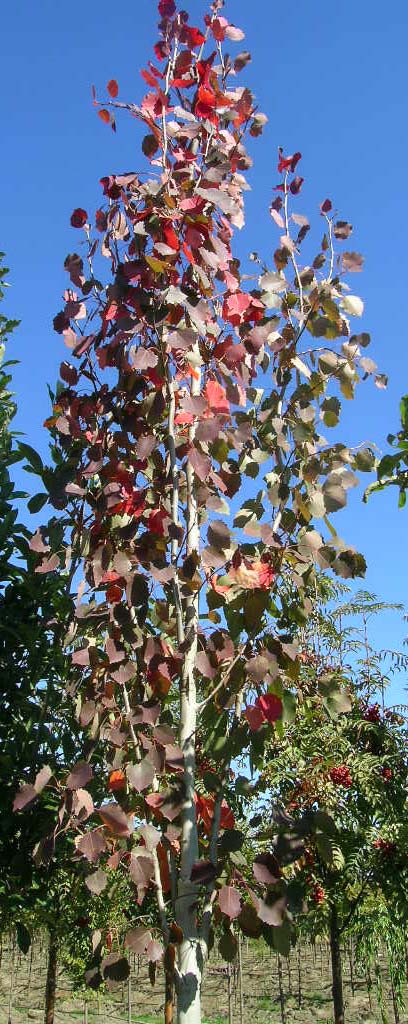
[0,936,406,1022]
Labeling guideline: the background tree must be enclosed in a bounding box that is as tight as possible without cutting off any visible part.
[259,583,408,1024]
[365,394,408,508]
[16,3,385,1022]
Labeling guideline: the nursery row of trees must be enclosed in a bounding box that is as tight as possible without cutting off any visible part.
[1,2,408,1023]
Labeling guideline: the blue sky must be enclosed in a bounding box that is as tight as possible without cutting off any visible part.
[2,0,408,701]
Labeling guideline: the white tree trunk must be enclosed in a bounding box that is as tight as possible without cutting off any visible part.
[176,355,202,1024]
[176,939,203,1024]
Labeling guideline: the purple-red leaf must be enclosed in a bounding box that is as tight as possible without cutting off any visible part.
[98,803,131,836]
[85,869,108,895]
[126,758,155,793]
[125,927,152,954]
[13,785,38,812]
[218,885,242,920]
[190,860,217,886]
[107,79,119,98]
[70,208,88,228]
[75,829,107,863]
[67,761,93,791]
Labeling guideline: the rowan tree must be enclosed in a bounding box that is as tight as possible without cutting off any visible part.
[15,3,386,1021]
[366,393,408,508]
[259,584,408,1024]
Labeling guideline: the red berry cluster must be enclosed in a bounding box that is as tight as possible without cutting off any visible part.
[329,764,352,787]
[373,837,397,856]
[381,766,393,783]
[311,884,325,905]
[363,703,382,723]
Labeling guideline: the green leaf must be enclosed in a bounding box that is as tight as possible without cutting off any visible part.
[282,690,297,723]
[219,829,245,854]
[18,443,44,475]
[244,591,268,631]
[28,492,49,513]
[400,395,408,431]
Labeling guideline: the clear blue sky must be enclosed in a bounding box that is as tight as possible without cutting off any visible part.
[2,0,408,700]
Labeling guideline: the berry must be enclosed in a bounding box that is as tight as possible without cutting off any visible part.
[381,766,393,783]
[311,884,325,905]
[373,837,397,856]
[363,703,382,723]
[329,765,352,788]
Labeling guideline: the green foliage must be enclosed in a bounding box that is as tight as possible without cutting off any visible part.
[365,393,408,506]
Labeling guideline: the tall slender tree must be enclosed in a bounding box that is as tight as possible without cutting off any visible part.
[17,3,385,1021]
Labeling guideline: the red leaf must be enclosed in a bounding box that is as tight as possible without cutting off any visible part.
[205,380,230,415]
[277,149,302,174]
[290,176,304,195]
[244,705,265,732]
[218,885,242,920]
[220,800,235,830]
[158,0,176,15]
[60,360,78,385]
[255,693,283,724]
[107,79,119,98]
[320,198,332,214]
[98,109,110,125]
[182,25,206,47]
[70,208,88,228]
[108,769,126,792]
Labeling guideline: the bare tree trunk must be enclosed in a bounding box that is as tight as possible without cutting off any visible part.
[390,975,400,1024]
[277,954,287,1024]
[348,939,355,996]
[365,968,373,1011]
[165,963,175,1024]
[329,905,344,1024]
[7,934,14,1024]
[128,974,132,1024]
[44,931,58,1024]
[227,962,233,1024]
[237,933,244,1024]
[286,953,292,996]
[297,944,302,1009]
[28,941,34,989]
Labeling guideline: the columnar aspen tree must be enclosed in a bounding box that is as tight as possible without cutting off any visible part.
[16,3,383,1021]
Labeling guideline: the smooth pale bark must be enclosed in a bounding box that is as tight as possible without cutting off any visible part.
[176,939,204,1024]
[176,360,203,1024]
[329,905,345,1024]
